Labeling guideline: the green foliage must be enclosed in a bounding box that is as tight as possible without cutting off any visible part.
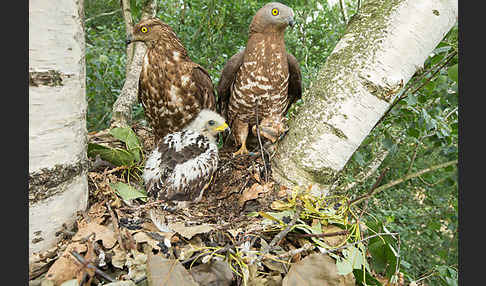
[343,25,458,285]
[87,127,143,166]
[110,181,148,202]
[84,1,457,285]
[84,0,347,131]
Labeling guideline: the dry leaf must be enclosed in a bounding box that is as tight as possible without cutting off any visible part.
[75,242,96,286]
[45,242,87,285]
[29,247,58,279]
[278,185,290,197]
[73,222,117,249]
[282,253,355,286]
[178,236,204,261]
[189,260,234,286]
[125,249,147,281]
[238,183,265,208]
[253,171,261,183]
[111,245,127,269]
[103,281,137,286]
[321,225,348,248]
[168,222,215,240]
[132,231,172,251]
[146,252,198,286]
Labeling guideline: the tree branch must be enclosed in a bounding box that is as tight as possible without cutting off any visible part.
[85,9,122,23]
[338,0,348,24]
[350,160,457,206]
[110,0,157,129]
[319,232,398,255]
[332,146,389,193]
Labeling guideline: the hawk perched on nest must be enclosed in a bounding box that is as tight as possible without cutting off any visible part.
[217,2,302,156]
[143,109,229,212]
[127,18,216,140]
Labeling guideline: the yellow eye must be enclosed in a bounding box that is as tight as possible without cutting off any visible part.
[141,26,148,33]
[271,8,279,16]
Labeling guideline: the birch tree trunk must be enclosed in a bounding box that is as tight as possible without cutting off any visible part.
[29,0,87,258]
[272,0,458,194]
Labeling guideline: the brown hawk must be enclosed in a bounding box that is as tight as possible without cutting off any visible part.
[143,109,229,212]
[127,18,216,140]
[217,2,302,156]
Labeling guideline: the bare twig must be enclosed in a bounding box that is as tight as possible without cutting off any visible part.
[289,230,349,238]
[334,147,389,192]
[319,232,398,255]
[181,237,251,265]
[259,208,302,259]
[106,202,126,252]
[255,102,269,182]
[338,0,348,23]
[276,243,314,258]
[85,9,122,23]
[351,160,457,206]
[349,167,389,206]
[406,141,421,174]
[70,251,116,283]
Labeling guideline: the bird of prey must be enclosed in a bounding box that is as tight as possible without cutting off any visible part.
[143,109,229,213]
[127,18,216,140]
[217,2,302,156]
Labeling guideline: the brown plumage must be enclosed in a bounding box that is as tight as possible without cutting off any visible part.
[217,2,302,156]
[127,18,216,140]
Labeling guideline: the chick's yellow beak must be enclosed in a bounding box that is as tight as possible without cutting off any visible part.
[214,122,229,132]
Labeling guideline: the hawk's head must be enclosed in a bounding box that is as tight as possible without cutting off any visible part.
[185,109,229,142]
[250,2,295,34]
[126,18,179,48]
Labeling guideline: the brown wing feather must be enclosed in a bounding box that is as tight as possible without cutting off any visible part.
[286,52,302,114]
[216,49,245,118]
[191,65,216,111]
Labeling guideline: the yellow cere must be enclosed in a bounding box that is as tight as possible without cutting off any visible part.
[214,123,229,132]
[272,8,279,16]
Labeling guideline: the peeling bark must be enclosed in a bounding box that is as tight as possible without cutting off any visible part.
[272,0,458,194]
[29,160,90,204]
[29,0,87,257]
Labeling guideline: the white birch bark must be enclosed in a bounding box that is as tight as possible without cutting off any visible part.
[272,0,458,194]
[29,0,87,258]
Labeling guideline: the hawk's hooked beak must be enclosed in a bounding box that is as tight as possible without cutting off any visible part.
[214,123,230,132]
[288,15,295,27]
[126,34,133,45]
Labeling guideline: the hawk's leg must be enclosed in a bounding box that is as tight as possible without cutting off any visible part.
[251,116,289,143]
[232,118,249,156]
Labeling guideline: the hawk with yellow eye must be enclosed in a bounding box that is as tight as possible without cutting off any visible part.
[127,18,216,140]
[143,109,229,214]
[217,2,302,156]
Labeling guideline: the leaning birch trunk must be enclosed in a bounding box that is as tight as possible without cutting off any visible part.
[272,0,458,194]
[29,0,87,258]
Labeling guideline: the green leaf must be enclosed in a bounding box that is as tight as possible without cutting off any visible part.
[382,138,394,151]
[109,127,142,163]
[407,128,420,138]
[353,151,366,166]
[404,94,417,106]
[337,246,367,275]
[87,143,138,166]
[110,182,147,201]
[353,269,382,286]
[447,64,458,83]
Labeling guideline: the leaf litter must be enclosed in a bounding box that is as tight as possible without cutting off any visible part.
[29,125,404,286]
